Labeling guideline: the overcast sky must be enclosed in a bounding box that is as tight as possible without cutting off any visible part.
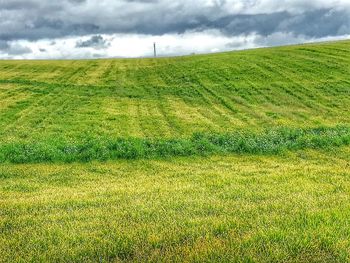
[0,0,350,59]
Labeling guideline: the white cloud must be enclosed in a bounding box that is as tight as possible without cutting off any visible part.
[1,31,349,60]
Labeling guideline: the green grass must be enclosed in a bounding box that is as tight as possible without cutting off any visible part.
[1,126,350,163]
[1,40,350,262]
[1,148,350,262]
[0,41,349,142]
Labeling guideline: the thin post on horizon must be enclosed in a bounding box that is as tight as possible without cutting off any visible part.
[153,42,157,58]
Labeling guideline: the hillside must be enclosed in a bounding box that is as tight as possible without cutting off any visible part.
[0,40,349,162]
[1,41,350,262]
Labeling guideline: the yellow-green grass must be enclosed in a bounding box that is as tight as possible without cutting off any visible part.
[1,147,350,262]
[0,40,349,142]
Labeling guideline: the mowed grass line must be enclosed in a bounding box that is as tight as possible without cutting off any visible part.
[0,40,349,141]
[0,126,349,163]
[1,148,350,262]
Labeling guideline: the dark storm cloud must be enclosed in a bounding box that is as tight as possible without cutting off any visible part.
[0,0,349,42]
[214,9,350,38]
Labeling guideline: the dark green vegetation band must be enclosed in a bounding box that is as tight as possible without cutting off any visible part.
[1,126,349,164]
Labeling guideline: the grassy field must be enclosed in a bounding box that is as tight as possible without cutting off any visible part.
[1,40,350,262]
[1,149,350,262]
[0,40,349,143]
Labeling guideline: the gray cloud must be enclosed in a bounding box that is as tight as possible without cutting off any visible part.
[1,0,349,41]
[0,41,31,55]
[7,44,32,55]
[0,0,349,58]
[76,35,110,49]
[215,9,350,38]
[0,40,10,50]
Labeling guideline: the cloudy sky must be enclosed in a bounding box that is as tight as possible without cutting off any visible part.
[0,0,350,59]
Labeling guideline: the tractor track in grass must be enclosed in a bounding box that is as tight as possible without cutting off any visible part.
[0,40,349,147]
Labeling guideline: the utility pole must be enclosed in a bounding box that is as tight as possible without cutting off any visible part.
[153,42,157,58]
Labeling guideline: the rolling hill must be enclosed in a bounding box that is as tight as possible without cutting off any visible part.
[1,41,350,262]
[0,40,350,162]
[1,41,350,138]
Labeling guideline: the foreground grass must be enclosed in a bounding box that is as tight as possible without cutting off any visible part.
[1,147,350,262]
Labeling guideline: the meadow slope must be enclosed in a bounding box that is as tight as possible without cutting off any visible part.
[0,40,350,162]
[1,40,350,262]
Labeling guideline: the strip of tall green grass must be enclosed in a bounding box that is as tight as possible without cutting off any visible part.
[1,126,349,164]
